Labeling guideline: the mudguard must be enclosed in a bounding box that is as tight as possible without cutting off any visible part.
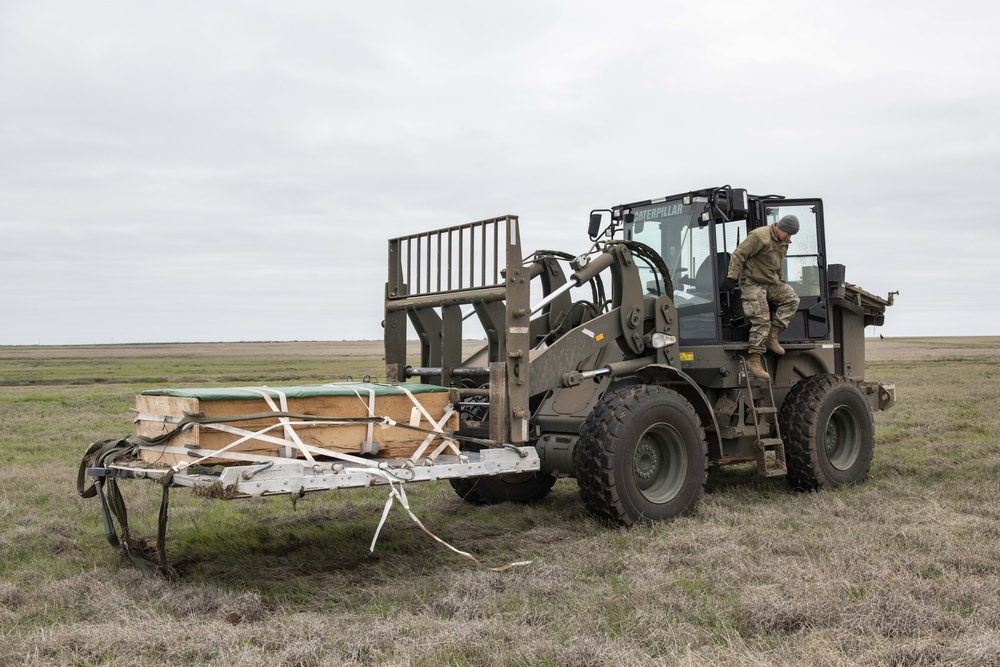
[634,363,723,460]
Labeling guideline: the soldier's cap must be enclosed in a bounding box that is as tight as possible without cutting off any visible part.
[776,215,800,235]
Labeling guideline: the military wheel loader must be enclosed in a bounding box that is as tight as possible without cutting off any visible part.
[78,185,896,574]
[385,185,895,526]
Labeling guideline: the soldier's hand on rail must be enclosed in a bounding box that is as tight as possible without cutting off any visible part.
[720,277,737,292]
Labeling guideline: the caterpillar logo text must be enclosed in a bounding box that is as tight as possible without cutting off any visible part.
[631,203,685,222]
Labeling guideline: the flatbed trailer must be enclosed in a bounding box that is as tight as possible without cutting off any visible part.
[78,381,540,575]
[88,444,539,498]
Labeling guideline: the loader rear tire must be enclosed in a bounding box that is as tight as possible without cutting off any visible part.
[449,472,557,506]
[779,374,874,491]
[574,384,708,526]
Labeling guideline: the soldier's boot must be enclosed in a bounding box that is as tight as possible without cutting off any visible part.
[746,353,771,381]
[765,325,786,356]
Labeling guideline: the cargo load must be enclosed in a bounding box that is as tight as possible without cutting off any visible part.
[133,382,459,467]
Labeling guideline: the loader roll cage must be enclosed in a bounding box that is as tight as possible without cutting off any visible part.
[619,187,831,346]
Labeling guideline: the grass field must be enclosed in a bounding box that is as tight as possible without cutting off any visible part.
[1,338,999,666]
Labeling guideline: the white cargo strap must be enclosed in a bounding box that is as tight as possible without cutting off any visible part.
[246,388,313,462]
[363,468,475,561]
[200,421,379,467]
[132,412,384,469]
[184,420,289,468]
[132,412,182,425]
[380,383,439,426]
[361,467,532,572]
[378,383,460,462]
[330,383,378,453]
[406,406,459,462]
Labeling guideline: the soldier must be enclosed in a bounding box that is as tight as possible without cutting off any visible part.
[720,215,801,381]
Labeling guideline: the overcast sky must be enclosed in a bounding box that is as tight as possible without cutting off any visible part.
[1,0,996,345]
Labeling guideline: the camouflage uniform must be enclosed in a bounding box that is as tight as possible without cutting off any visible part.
[727,224,801,355]
[739,278,799,354]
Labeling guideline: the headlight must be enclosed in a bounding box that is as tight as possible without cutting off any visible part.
[648,332,677,349]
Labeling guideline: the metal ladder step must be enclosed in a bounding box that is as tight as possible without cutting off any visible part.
[740,356,787,478]
[755,438,787,477]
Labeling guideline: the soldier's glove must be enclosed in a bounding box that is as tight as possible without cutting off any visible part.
[720,277,738,292]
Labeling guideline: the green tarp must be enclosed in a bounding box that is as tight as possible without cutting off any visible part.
[141,382,448,401]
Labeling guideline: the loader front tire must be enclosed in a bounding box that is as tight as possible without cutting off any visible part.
[779,374,874,491]
[449,472,557,506]
[574,384,708,526]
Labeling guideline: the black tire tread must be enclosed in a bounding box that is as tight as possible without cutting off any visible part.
[449,473,556,506]
[574,384,708,526]
[779,373,874,491]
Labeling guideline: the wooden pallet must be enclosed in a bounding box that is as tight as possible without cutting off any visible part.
[134,383,458,466]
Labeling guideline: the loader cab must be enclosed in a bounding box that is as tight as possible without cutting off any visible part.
[620,188,830,346]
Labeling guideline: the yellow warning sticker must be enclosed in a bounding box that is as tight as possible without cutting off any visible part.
[595,333,604,342]
[679,352,694,362]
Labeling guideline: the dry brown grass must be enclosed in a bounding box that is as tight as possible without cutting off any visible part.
[1,338,999,666]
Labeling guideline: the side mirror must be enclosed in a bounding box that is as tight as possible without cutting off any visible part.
[729,189,748,220]
[588,212,603,238]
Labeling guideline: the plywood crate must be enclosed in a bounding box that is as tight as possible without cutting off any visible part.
[134,383,457,467]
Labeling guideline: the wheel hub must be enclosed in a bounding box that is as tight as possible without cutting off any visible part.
[825,405,861,470]
[634,441,660,481]
[632,424,687,503]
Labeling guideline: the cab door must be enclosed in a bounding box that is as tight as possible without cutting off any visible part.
[760,199,829,341]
